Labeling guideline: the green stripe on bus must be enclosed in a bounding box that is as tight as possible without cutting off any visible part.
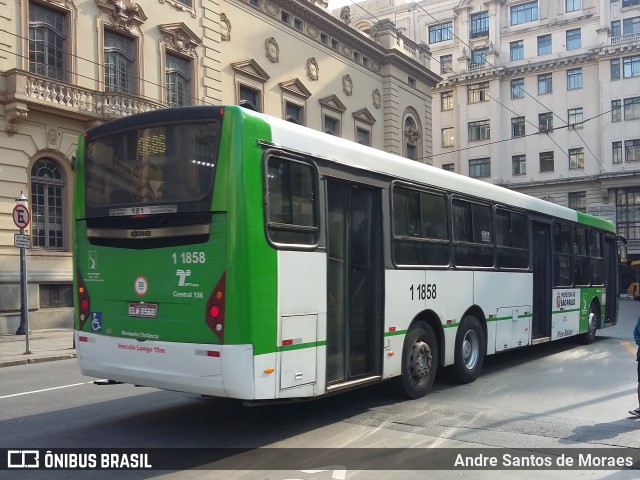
[576,211,615,232]
[384,330,408,337]
[277,341,327,352]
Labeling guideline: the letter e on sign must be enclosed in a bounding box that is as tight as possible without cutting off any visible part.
[13,205,30,229]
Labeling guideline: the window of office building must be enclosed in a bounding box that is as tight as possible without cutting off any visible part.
[566,0,581,12]
[468,120,490,141]
[166,53,192,107]
[510,40,524,61]
[441,91,454,111]
[538,34,552,55]
[613,141,623,163]
[566,29,581,50]
[511,1,538,25]
[567,68,582,90]
[104,29,136,94]
[468,82,489,103]
[511,78,524,99]
[539,112,553,132]
[512,117,525,137]
[568,192,586,212]
[440,54,452,74]
[512,155,526,175]
[442,127,455,147]
[540,151,554,172]
[429,22,453,43]
[470,11,489,38]
[569,148,584,169]
[624,96,640,120]
[469,158,491,178]
[626,139,640,162]
[568,107,583,128]
[538,73,552,94]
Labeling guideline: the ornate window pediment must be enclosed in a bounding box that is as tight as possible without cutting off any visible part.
[353,108,376,125]
[279,78,311,99]
[231,59,270,83]
[96,0,147,32]
[159,23,202,56]
[319,95,347,113]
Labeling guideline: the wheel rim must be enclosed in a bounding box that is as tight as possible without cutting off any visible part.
[589,312,597,338]
[409,339,432,383]
[462,330,479,370]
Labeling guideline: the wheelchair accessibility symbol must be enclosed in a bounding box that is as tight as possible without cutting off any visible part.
[90,312,102,332]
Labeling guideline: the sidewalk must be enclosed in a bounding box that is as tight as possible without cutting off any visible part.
[0,328,76,368]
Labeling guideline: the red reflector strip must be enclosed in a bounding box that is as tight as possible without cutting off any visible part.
[488,315,495,319]
[79,336,88,342]
[388,327,396,332]
[446,319,453,324]
[195,349,221,357]
[282,339,293,346]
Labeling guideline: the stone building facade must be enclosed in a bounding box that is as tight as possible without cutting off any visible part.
[0,0,439,332]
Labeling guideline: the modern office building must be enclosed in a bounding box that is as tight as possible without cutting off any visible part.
[343,0,640,271]
[0,0,438,331]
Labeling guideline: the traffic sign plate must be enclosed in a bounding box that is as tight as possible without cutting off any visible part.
[13,205,30,229]
[14,233,31,249]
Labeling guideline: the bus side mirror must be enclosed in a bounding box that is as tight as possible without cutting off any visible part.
[618,237,628,264]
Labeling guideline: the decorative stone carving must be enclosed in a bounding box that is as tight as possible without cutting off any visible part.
[306,24,319,39]
[372,89,381,109]
[404,124,420,147]
[158,0,196,18]
[5,103,28,136]
[342,74,353,96]
[265,37,279,63]
[265,2,279,18]
[307,58,319,81]
[340,6,351,25]
[220,13,231,42]
[158,23,202,56]
[96,0,148,32]
[48,129,58,146]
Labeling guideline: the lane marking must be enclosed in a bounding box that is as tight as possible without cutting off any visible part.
[0,381,97,399]
[620,341,637,357]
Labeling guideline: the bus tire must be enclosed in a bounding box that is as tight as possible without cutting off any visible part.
[450,315,485,384]
[581,303,598,345]
[400,321,439,399]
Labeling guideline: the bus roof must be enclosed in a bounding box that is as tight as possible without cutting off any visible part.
[240,107,614,233]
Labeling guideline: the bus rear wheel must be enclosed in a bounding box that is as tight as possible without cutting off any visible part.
[581,303,598,345]
[449,315,485,384]
[400,321,439,399]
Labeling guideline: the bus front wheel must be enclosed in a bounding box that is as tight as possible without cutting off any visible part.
[400,321,439,399]
[449,315,486,384]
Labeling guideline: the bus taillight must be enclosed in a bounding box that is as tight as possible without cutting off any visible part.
[77,271,90,329]
[206,273,226,342]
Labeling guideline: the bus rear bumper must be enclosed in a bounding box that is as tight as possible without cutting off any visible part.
[75,331,259,399]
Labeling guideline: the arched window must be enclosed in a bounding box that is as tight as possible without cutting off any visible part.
[31,158,65,249]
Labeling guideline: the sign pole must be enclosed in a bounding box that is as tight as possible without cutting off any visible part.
[13,192,31,354]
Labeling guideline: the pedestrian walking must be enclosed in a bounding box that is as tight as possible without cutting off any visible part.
[630,316,640,417]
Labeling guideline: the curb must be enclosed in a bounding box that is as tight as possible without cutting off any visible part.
[0,353,76,368]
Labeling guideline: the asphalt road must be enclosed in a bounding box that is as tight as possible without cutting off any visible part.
[1,300,639,480]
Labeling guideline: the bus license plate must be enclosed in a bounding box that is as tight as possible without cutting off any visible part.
[128,303,158,318]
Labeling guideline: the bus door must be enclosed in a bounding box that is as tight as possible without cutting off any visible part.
[532,221,552,340]
[603,236,618,324]
[326,179,383,387]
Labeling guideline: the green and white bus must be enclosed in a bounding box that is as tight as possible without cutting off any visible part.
[73,105,621,401]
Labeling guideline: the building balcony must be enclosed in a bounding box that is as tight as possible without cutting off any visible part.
[610,32,640,46]
[0,69,166,135]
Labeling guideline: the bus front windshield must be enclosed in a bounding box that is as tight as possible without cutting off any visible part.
[84,121,219,219]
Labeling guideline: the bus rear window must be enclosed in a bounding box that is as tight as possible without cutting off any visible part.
[84,121,219,218]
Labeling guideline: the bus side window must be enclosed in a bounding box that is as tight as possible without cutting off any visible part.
[392,186,449,266]
[266,156,318,247]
